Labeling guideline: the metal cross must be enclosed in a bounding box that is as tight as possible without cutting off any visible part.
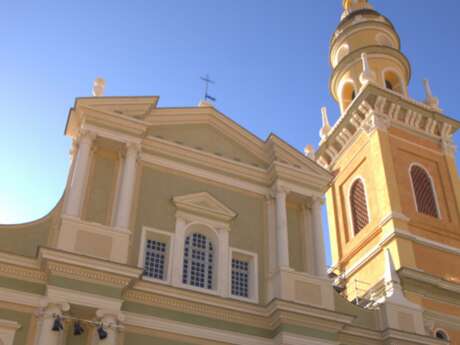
[200,74,216,102]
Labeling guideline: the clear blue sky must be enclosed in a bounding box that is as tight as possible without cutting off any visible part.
[1,1,459,264]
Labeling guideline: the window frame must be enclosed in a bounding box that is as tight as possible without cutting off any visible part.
[347,176,371,238]
[409,163,441,219]
[182,232,216,290]
[139,227,174,285]
[229,248,259,303]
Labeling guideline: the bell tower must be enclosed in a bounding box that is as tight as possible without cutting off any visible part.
[316,0,460,311]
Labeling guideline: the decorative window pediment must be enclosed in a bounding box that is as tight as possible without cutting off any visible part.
[173,192,237,223]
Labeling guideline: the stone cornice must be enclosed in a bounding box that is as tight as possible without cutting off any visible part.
[38,247,142,283]
[316,84,460,170]
[0,262,46,283]
[399,268,460,297]
[46,261,132,288]
[141,134,331,197]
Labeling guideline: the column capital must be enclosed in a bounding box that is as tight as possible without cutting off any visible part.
[96,309,125,325]
[37,298,70,316]
[272,184,290,197]
[126,141,141,153]
[312,196,325,206]
[78,129,97,142]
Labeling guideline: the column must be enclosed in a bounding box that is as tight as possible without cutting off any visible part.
[94,310,123,345]
[275,188,290,269]
[64,130,96,217]
[171,217,187,287]
[217,228,230,297]
[311,197,327,276]
[114,143,139,229]
[35,301,70,345]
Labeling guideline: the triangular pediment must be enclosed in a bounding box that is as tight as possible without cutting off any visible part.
[173,192,237,222]
[148,122,269,168]
[267,134,332,179]
[77,96,159,118]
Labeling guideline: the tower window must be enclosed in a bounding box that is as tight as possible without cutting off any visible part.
[410,165,439,218]
[383,70,404,94]
[341,82,357,113]
[385,79,393,90]
[183,233,214,290]
[349,178,370,235]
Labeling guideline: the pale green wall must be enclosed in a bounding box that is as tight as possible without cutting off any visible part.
[0,218,51,257]
[0,308,32,345]
[84,154,117,225]
[149,124,267,168]
[132,166,267,301]
[124,332,197,345]
[287,205,304,272]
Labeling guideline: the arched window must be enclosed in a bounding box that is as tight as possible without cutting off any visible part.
[384,70,404,95]
[350,179,370,235]
[335,43,350,66]
[410,165,439,218]
[341,82,356,112]
[182,232,214,289]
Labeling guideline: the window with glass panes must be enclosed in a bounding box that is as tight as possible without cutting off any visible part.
[182,233,214,289]
[143,239,166,280]
[231,258,249,298]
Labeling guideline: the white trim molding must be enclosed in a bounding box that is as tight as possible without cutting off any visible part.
[229,247,259,303]
[171,204,231,297]
[138,227,175,285]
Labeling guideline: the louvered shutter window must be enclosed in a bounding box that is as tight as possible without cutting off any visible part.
[350,179,369,235]
[410,165,439,218]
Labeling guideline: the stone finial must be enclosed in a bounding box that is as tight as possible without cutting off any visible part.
[92,77,106,97]
[359,53,376,86]
[319,107,331,141]
[304,144,315,158]
[383,249,406,303]
[423,79,441,110]
[198,100,213,107]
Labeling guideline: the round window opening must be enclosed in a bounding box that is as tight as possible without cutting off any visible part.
[435,329,448,341]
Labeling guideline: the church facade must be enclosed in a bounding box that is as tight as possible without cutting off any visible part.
[0,1,459,344]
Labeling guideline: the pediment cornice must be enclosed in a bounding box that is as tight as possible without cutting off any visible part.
[173,192,237,223]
